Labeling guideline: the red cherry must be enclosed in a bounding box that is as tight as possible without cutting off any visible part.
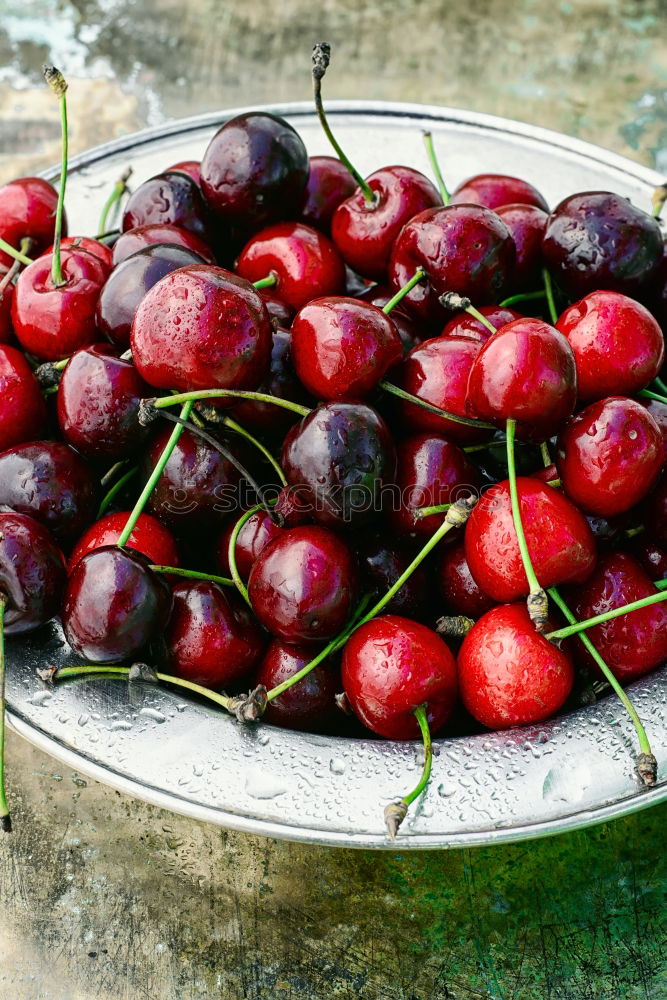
[0,344,47,451]
[0,266,15,344]
[437,542,495,618]
[0,178,64,268]
[458,603,574,729]
[440,305,522,344]
[216,508,284,581]
[235,221,346,312]
[254,640,339,732]
[45,236,113,273]
[341,615,457,739]
[68,512,179,573]
[165,160,202,187]
[556,397,664,517]
[257,289,294,330]
[495,204,548,291]
[450,173,548,211]
[0,511,66,635]
[464,479,597,602]
[301,155,357,233]
[356,283,423,354]
[111,224,216,266]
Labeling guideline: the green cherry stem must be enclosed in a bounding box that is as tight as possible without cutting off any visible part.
[43,65,69,288]
[638,388,667,405]
[227,504,264,606]
[149,566,234,587]
[438,292,499,335]
[0,595,10,832]
[651,376,667,395]
[499,289,546,308]
[416,502,451,518]
[42,664,230,712]
[384,704,432,840]
[506,418,548,630]
[652,183,666,219]
[0,237,33,267]
[252,274,278,290]
[542,268,559,324]
[221,415,287,487]
[546,590,667,641]
[382,269,427,315]
[422,132,450,205]
[540,441,551,468]
[378,380,496,430]
[656,579,667,591]
[98,167,132,236]
[97,465,139,518]
[151,390,311,418]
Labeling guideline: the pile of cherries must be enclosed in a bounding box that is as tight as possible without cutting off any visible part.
[1,50,666,838]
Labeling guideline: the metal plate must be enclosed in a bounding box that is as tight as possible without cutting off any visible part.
[7,102,667,849]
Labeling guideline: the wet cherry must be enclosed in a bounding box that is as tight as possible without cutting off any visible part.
[0,345,47,452]
[122,170,213,245]
[0,177,63,269]
[450,173,548,211]
[254,641,339,732]
[68,511,180,573]
[111,223,216,266]
[301,155,357,233]
[0,511,66,635]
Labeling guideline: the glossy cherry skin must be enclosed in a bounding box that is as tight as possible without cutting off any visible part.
[357,532,432,620]
[68,511,179,573]
[341,616,457,739]
[57,344,152,460]
[230,328,311,439]
[542,191,663,299]
[216,508,285,582]
[644,474,667,547]
[451,173,548,211]
[122,171,213,244]
[301,156,357,233]
[556,291,664,402]
[568,552,667,683]
[131,265,271,398]
[97,243,207,347]
[465,478,597,602]
[388,205,515,325]
[0,267,14,344]
[0,511,66,635]
[388,433,479,538]
[440,305,522,344]
[0,345,47,451]
[437,542,495,618]
[495,203,548,291]
[165,160,201,187]
[291,296,402,401]
[248,525,358,644]
[0,178,64,269]
[631,537,667,581]
[45,236,113,273]
[641,398,667,462]
[467,318,577,442]
[458,604,574,730]
[356,284,423,354]
[556,397,664,517]
[11,248,108,361]
[164,581,265,689]
[111,224,216,266]
[0,441,98,546]
[254,641,340,732]
[235,222,346,312]
[200,112,309,232]
[331,166,442,281]
[281,402,397,530]
[62,547,173,663]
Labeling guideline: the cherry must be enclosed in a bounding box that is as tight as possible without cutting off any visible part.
[567,552,667,683]
[0,266,15,344]
[57,344,152,460]
[164,580,264,689]
[440,305,522,344]
[644,474,667,547]
[356,284,423,354]
[122,170,213,245]
[357,533,432,620]
[631,537,667,581]
[45,236,113,273]
[281,402,397,530]
[0,178,63,269]
[111,224,216,266]
[450,173,548,211]
[301,155,357,233]
[436,542,495,618]
[0,345,47,451]
[542,191,663,299]
[495,204,548,291]
[341,615,457,739]
[97,243,208,347]
[62,546,173,663]
[556,397,663,517]
[0,511,66,635]
[0,441,99,545]
[131,265,272,399]
[258,289,294,329]
[248,525,357,643]
[464,479,596,602]
[165,160,201,187]
[640,398,667,462]
[68,511,179,573]
[230,328,312,439]
[290,296,402,400]
[217,507,284,582]
[556,290,664,402]
[457,603,574,729]
[235,221,346,312]
[254,640,339,732]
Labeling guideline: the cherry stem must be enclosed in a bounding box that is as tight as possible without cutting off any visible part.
[227,504,264,605]
[540,441,551,468]
[379,380,496,430]
[652,376,667,395]
[384,704,432,840]
[221,415,287,487]
[639,388,667,405]
[657,579,667,591]
[98,167,132,236]
[252,274,278,290]
[117,400,193,547]
[548,587,655,784]
[625,525,645,539]
[43,66,68,288]
[652,183,666,219]
[416,502,451,518]
[0,240,31,295]
[439,293,499,335]
[100,460,128,488]
[152,390,311,418]
[422,132,450,205]
[0,237,33,267]
[506,418,549,631]
[149,565,234,587]
[97,465,139,518]
[44,664,230,711]
[499,290,546,308]
[546,589,667,641]
[382,268,427,315]
[312,42,375,205]
[0,595,10,832]
[542,268,558,324]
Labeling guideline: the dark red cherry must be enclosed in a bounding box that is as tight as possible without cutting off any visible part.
[69,511,179,573]
[281,402,397,530]
[0,266,15,344]
[164,581,264,689]
[556,397,664,517]
[388,205,515,325]
[301,155,357,233]
[165,160,201,187]
[216,507,285,581]
[122,171,213,245]
[0,345,47,451]
[97,243,208,347]
[11,248,108,361]
[235,221,346,312]
[467,317,577,441]
[631,537,667,581]
[230,327,312,438]
[331,166,441,281]
[458,603,574,729]
[341,615,457,739]
[248,525,357,643]
[556,291,664,402]
[640,398,667,462]
[0,441,98,545]
[357,533,432,620]
[464,478,596,602]
[644,474,667,547]
[63,547,172,663]
[356,283,423,354]
[257,289,294,329]
[568,552,667,683]
[111,224,216,266]
[542,191,663,299]
[200,112,309,232]
[495,203,548,291]
[450,173,548,211]
[291,296,402,400]
[0,178,64,268]
[440,305,522,344]
[131,265,271,398]
[0,511,66,635]
[254,640,339,732]
[437,542,495,618]
[57,344,152,460]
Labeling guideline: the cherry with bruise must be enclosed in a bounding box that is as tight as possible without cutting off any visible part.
[254,641,340,732]
[0,177,63,269]
[111,224,216,266]
[69,511,180,573]
[440,305,522,344]
[357,533,432,620]
[230,328,312,439]
[122,171,213,245]
[0,345,47,452]
[495,203,548,291]
[301,155,357,233]
[450,173,548,211]
[437,542,495,619]
[216,508,285,582]
[0,511,66,634]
